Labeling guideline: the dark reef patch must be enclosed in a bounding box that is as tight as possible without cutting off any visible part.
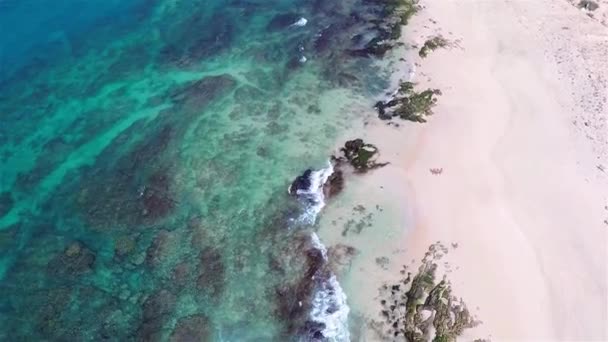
[47,241,96,277]
[0,191,14,218]
[170,261,194,290]
[169,74,238,112]
[141,169,175,221]
[196,247,225,300]
[169,315,211,342]
[77,123,176,230]
[145,230,173,269]
[267,13,301,31]
[0,222,19,252]
[136,289,177,342]
[234,85,265,103]
[272,234,331,338]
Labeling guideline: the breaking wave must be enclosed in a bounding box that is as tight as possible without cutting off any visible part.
[289,163,350,342]
[288,162,334,225]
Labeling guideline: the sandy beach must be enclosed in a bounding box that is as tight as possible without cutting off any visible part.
[390,0,608,339]
[320,0,608,340]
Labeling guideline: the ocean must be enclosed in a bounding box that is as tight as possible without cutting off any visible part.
[0,0,404,340]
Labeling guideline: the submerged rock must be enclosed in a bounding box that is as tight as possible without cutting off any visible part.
[327,244,358,273]
[233,85,265,103]
[0,191,14,218]
[273,235,331,336]
[141,170,175,221]
[267,13,301,31]
[33,287,72,337]
[78,123,176,230]
[145,230,172,268]
[289,169,313,195]
[114,235,136,259]
[348,40,395,58]
[137,289,177,342]
[169,315,210,342]
[0,222,19,251]
[323,169,344,198]
[169,74,237,111]
[170,261,193,290]
[196,247,225,299]
[47,241,96,276]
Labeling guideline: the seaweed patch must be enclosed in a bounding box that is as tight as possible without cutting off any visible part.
[419,35,449,58]
[375,82,441,123]
[333,139,389,172]
[372,243,482,341]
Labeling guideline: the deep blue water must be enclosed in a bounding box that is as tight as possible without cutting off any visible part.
[0,0,151,81]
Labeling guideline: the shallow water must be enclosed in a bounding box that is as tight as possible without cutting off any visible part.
[0,0,401,340]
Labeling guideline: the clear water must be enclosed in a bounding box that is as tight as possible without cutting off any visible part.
[0,0,397,340]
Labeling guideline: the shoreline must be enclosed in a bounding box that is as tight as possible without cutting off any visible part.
[320,0,608,340]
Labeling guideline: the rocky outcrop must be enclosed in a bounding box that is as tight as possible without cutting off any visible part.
[288,169,313,195]
[323,169,344,198]
[375,82,441,123]
[374,244,479,341]
[334,139,388,172]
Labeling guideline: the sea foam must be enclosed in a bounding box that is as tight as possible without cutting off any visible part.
[290,162,334,225]
[291,17,308,27]
[308,274,350,342]
[290,163,350,342]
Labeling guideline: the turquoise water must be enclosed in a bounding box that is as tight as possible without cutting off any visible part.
[0,0,401,340]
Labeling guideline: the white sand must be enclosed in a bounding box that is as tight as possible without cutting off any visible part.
[382,0,608,339]
[321,0,608,340]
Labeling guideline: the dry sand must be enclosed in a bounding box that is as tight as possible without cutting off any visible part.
[321,0,608,340]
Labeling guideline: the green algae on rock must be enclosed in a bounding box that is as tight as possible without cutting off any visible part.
[373,243,480,341]
[419,35,449,58]
[376,82,442,122]
[334,139,389,172]
[348,0,421,57]
[396,0,422,26]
